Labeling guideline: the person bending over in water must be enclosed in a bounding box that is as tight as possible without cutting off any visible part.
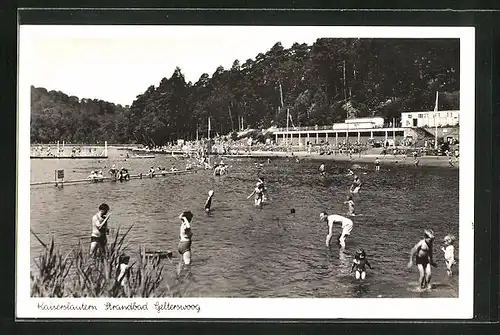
[351,248,372,280]
[177,211,194,275]
[441,234,456,276]
[344,195,356,216]
[407,229,437,289]
[205,190,215,214]
[350,175,362,194]
[320,212,353,249]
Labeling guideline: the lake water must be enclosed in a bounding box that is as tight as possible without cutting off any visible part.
[30,148,459,298]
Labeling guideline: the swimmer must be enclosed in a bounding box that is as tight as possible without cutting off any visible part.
[109,165,118,179]
[375,157,380,171]
[407,229,437,289]
[345,169,354,177]
[247,182,264,208]
[351,248,372,280]
[204,190,214,214]
[319,163,326,177]
[448,156,455,168]
[88,170,97,182]
[90,203,111,279]
[213,164,222,177]
[441,234,456,276]
[177,211,194,275]
[320,212,354,249]
[148,167,155,178]
[344,195,356,216]
[350,175,362,194]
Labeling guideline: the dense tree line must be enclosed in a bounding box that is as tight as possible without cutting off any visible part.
[31,38,459,145]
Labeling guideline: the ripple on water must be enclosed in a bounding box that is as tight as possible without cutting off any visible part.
[30,152,459,298]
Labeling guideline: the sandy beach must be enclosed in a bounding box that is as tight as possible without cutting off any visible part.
[221,150,459,168]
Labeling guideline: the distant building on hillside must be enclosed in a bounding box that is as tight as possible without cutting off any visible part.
[401,110,459,128]
[344,117,385,129]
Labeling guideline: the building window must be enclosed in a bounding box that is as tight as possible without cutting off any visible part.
[407,114,412,118]
[418,114,423,118]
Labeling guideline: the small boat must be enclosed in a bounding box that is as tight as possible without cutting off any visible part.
[130,155,156,159]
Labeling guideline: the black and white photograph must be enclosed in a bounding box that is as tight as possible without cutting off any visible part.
[18,24,475,319]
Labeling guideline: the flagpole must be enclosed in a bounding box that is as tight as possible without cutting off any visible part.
[208,116,211,140]
[434,91,439,150]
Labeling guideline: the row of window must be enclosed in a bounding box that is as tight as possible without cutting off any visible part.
[406,113,457,118]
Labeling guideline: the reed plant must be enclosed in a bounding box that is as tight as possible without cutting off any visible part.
[31,225,169,298]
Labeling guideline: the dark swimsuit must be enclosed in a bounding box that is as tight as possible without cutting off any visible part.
[415,241,431,266]
[354,258,369,272]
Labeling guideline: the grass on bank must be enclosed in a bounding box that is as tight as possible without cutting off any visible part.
[30,225,170,298]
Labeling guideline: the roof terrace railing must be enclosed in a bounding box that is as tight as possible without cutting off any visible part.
[272,123,390,132]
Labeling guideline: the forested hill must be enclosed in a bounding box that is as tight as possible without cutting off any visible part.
[31,38,460,145]
[30,87,132,143]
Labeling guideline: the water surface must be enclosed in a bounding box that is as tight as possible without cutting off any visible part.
[30,149,459,298]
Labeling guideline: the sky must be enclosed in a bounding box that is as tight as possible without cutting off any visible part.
[21,25,469,107]
[21,26,329,106]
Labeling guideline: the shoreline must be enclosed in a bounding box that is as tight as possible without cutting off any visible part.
[220,150,459,168]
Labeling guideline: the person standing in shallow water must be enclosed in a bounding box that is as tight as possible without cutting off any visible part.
[205,190,214,214]
[407,229,437,289]
[177,211,194,275]
[90,203,111,280]
[319,163,326,177]
[344,195,356,216]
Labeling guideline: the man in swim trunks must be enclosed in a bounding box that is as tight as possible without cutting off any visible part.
[320,212,354,249]
[177,211,194,275]
[407,229,437,289]
[90,203,110,256]
[90,203,111,279]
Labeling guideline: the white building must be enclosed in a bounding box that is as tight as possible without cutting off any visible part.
[344,117,385,128]
[401,110,459,128]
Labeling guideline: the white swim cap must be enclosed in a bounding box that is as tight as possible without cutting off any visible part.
[424,229,435,239]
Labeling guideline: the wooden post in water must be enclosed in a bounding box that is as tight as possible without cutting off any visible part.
[105,141,108,157]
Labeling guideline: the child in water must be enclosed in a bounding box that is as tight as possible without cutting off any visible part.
[441,234,456,276]
[351,249,372,280]
[205,190,215,214]
[350,175,362,194]
[115,254,131,296]
[344,195,356,216]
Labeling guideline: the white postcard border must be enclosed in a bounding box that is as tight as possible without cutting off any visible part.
[18,25,475,319]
